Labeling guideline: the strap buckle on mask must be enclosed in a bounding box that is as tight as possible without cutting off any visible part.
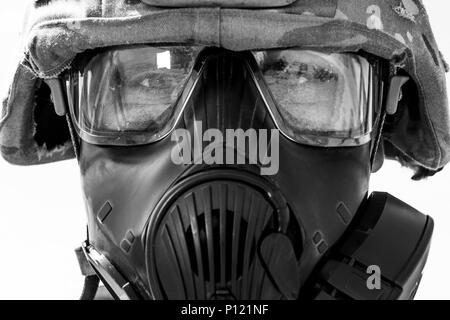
[371,75,409,172]
[386,76,410,116]
[45,78,68,116]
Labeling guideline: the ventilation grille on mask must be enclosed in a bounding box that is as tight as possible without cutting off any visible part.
[147,180,301,300]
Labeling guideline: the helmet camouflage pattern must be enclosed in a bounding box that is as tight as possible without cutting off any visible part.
[0,0,448,179]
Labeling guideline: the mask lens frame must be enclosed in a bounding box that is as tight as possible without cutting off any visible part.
[65,46,382,148]
[247,50,379,147]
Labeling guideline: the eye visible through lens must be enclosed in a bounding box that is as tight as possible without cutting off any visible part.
[253,50,373,142]
[79,46,201,134]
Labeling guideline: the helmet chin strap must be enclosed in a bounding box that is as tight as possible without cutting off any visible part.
[65,113,81,162]
[79,275,100,300]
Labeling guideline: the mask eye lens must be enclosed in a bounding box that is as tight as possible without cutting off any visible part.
[68,47,376,147]
[70,46,201,143]
[253,50,374,146]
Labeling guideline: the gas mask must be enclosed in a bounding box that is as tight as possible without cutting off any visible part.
[62,46,432,300]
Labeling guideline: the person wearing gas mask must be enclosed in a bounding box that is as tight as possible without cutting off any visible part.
[0,0,449,300]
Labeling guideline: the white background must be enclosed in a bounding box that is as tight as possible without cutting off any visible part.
[0,0,449,300]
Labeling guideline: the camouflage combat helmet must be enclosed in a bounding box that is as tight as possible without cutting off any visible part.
[0,0,448,179]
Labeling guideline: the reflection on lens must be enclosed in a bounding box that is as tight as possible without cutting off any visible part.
[79,46,201,134]
[254,50,373,141]
[68,47,376,148]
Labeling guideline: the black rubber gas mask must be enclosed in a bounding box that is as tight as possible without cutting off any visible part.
[65,46,433,300]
